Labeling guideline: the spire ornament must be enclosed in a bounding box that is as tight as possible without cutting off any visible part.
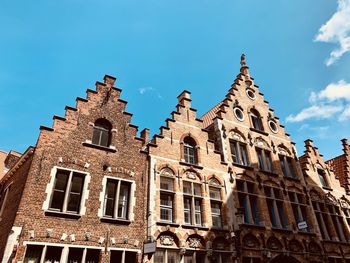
[240,53,246,67]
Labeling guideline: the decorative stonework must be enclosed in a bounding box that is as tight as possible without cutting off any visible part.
[160,168,174,177]
[242,234,260,248]
[159,235,175,246]
[267,236,282,250]
[289,239,303,252]
[186,171,196,180]
[187,237,202,248]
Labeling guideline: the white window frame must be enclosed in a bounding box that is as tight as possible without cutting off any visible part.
[183,181,202,226]
[98,176,136,222]
[42,166,90,216]
[159,176,175,223]
[209,186,222,228]
[154,249,179,263]
[22,242,103,263]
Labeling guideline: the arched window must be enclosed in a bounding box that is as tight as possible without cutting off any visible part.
[183,137,197,165]
[250,109,264,131]
[92,119,112,147]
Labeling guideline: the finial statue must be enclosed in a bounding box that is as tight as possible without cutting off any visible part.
[240,53,246,66]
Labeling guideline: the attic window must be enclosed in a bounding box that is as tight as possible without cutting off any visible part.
[234,107,244,121]
[268,120,278,133]
[246,89,256,100]
[92,119,112,147]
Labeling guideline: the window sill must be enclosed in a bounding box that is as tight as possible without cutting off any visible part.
[82,142,117,153]
[45,210,81,219]
[271,227,293,233]
[322,239,349,245]
[283,176,300,182]
[210,226,228,232]
[241,223,266,230]
[297,230,316,236]
[181,224,209,231]
[258,170,279,177]
[100,217,131,225]
[232,162,254,170]
[156,221,180,227]
[179,161,204,170]
[249,128,269,136]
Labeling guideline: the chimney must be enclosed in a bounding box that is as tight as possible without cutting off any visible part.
[140,128,150,144]
[104,75,116,87]
[177,90,191,108]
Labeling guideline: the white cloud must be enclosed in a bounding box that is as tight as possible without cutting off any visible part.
[339,105,350,120]
[298,124,330,139]
[138,87,163,99]
[287,80,350,122]
[317,80,350,101]
[315,0,350,65]
[286,105,343,122]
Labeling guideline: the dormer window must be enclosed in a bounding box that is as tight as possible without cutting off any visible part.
[183,137,197,165]
[92,119,112,147]
[250,109,264,131]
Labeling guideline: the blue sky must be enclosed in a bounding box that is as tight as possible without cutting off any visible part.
[0,0,349,159]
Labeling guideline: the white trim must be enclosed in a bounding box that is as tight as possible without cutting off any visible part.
[42,166,90,215]
[2,226,22,263]
[98,175,136,221]
[107,247,141,253]
[23,241,104,250]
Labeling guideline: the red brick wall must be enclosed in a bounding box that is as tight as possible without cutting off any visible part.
[9,77,148,262]
[0,155,33,260]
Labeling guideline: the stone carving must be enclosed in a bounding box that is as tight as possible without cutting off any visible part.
[309,241,321,253]
[160,168,174,177]
[159,235,175,246]
[186,171,196,180]
[267,237,282,250]
[187,237,202,248]
[289,239,303,252]
[242,234,260,248]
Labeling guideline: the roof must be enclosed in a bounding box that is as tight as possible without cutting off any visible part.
[200,102,223,128]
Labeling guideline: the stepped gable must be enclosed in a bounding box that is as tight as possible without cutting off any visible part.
[148,89,218,153]
[38,75,145,149]
[200,54,291,141]
[300,139,343,190]
[326,138,350,193]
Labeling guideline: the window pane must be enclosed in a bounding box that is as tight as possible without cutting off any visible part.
[183,182,192,194]
[154,250,164,263]
[250,196,259,225]
[266,151,273,172]
[240,144,249,166]
[277,201,287,228]
[287,158,296,178]
[118,182,130,219]
[160,177,173,191]
[184,197,192,224]
[86,249,100,263]
[230,141,240,163]
[67,174,85,213]
[209,187,221,200]
[267,199,277,227]
[256,149,264,170]
[50,190,66,211]
[105,181,117,217]
[125,252,137,263]
[24,245,43,263]
[68,247,83,263]
[279,156,288,177]
[54,170,70,190]
[110,251,122,263]
[167,251,178,263]
[193,184,201,196]
[45,246,63,262]
[100,130,110,147]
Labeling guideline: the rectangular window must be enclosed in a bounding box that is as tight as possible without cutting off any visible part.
[230,140,249,166]
[289,191,310,232]
[103,179,131,220]
[313,201,331,240]
[210,186,222,228]
[256,149,273,172]
[265,186,287,229]
[110,250,137,263]
[237,180,260,225]
[24,245,100,263]
[49,169,86,214]
[160,177,174,223]
[279,155,296,178]
[154,249,178,263]
[183,182,202,226]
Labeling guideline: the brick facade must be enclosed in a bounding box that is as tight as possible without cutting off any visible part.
[1,55,350,263]
[0,76,148,263]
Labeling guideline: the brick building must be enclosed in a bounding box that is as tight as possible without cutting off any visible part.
[0,76,148,263]
[1,55,350,263]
